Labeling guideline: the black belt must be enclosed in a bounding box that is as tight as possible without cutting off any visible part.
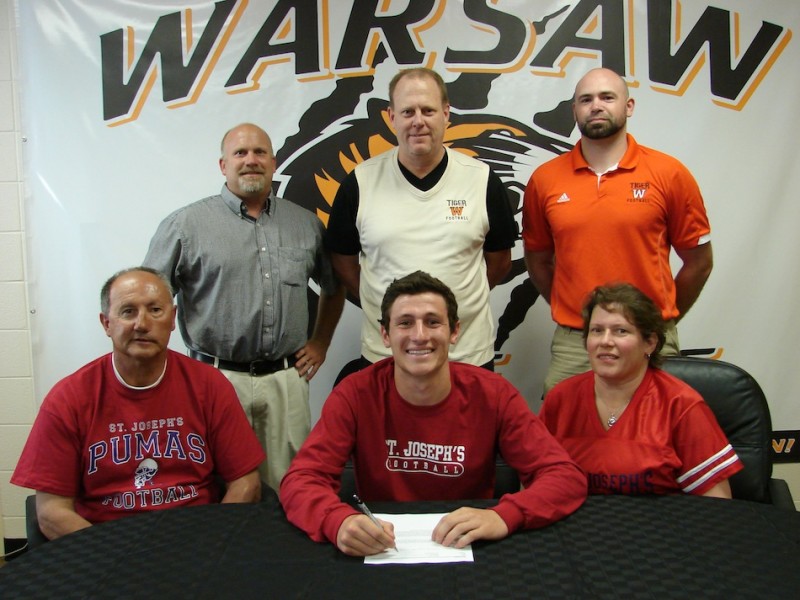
[189,351,297,376]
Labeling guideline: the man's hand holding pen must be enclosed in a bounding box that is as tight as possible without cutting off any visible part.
[336,513,397,556]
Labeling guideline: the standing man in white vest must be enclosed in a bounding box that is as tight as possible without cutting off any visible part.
[325,68,517,376]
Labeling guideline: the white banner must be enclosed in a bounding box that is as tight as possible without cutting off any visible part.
[17,0,800,436]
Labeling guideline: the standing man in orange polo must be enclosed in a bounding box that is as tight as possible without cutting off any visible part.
[522,68,713,393]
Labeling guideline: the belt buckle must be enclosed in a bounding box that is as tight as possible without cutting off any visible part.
[249,359,269,376]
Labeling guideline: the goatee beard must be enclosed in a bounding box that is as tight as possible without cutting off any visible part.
[239,177,265,194]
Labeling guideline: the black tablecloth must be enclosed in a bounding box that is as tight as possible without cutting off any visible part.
[2,493,799,599]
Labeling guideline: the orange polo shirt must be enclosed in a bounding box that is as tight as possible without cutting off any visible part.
[522,135,710,328]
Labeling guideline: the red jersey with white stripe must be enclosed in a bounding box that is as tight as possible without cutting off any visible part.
[540,368,742,495]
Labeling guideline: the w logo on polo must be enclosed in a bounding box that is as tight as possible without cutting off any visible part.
[450,206,464,217]
[629,182,651,202]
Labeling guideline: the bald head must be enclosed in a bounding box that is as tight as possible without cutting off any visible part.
[572,68,633,141]
[573,68,629,102]
[220,123,273,157]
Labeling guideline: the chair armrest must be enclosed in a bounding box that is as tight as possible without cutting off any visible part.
[494,456,521,498]
[25,494,49,549]
[769,478,797,511]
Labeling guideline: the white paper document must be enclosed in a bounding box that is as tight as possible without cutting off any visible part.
[364,513,474,565]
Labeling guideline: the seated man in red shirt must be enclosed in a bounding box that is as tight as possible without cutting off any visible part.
[12,267,265,540]
[280,271,586,556]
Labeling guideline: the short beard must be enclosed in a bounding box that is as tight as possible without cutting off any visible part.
[238,177,265,194]
[578,118,624,140]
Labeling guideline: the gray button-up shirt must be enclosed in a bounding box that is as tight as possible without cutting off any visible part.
[144,185,337,362]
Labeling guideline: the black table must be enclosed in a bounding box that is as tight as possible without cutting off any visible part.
[2,493,799,599]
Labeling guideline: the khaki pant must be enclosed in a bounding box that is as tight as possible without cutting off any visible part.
[542,321,680,395]
[221,368,310,492]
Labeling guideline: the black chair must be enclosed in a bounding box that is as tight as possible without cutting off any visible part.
[492,455,521,497]
[25,494,48,550]
[662,356,795,510]
[338,455,520,502]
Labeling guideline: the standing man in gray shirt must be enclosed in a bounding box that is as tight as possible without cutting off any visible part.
[144,122,344,491]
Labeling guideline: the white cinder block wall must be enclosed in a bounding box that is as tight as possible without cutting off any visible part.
[1,0,37,549]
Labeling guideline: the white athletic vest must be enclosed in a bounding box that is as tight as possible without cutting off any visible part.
[355,148,494,365]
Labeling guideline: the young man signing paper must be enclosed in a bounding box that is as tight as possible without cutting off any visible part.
[280,271,586,556]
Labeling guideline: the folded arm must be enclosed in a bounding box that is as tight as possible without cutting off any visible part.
[221,470,262,503]
[36,491,92,540]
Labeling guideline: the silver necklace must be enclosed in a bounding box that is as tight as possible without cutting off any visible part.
[597,397,629,428]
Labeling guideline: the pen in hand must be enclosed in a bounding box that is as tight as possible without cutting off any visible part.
[353,494,398,551]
